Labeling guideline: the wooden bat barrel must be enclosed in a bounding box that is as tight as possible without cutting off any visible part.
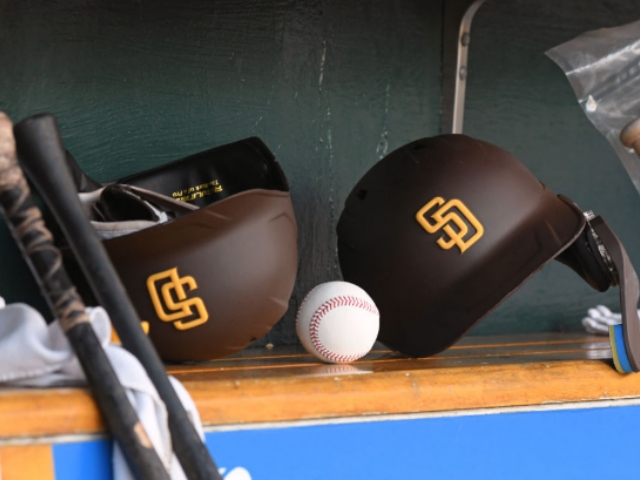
[621,118,640,156]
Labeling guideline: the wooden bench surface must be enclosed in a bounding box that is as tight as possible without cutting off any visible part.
[1,332,639,439]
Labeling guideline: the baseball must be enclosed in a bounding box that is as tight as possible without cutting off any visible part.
[296,281,380,364]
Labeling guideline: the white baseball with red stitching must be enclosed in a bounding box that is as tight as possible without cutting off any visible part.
[296,281,380,364]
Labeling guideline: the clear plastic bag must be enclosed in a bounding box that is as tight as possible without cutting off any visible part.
[546,19,640,194]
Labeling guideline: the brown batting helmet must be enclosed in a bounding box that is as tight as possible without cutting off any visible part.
[337,135,640,371]
[70,138,298,361]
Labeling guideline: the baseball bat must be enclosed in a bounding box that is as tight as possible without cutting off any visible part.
[0,112,170,480]
[13,113,221,480]
[621,117,640,156]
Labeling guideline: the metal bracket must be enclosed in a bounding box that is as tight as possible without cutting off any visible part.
[441,0,487,134]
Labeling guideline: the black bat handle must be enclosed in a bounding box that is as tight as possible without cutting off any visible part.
[0,112,170,480]
[14,113,221,480]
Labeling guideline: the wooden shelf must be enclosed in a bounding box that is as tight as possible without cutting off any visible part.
[2,332,639,440]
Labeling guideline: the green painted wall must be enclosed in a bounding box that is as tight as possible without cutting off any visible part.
[464,1,640,335]
[0,0,442,345]
[0,0,639,348]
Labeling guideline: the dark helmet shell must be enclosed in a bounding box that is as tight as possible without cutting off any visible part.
[93,137,298,361]
[106,189,297,361]
[337,135,585,357]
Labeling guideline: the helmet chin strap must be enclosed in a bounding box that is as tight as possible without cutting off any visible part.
[588,216,640,372]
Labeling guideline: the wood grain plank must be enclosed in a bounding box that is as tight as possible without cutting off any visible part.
[0,388,102,438]
[185,359,640,426]
[0,334,636,440]
[0,445,54,480]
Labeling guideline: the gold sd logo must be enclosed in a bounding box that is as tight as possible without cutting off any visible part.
[416,197,484,254]
[147,267,209,330]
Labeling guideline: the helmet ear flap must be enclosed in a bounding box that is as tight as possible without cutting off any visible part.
[558,215,640,374]
[556,215,614,292]
[587,216,640,373]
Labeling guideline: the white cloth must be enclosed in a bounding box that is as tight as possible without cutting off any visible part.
[581,305,627,335]
[0,297,203,480]
[79,189,170,240]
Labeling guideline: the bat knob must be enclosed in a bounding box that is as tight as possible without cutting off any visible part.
[620,118,640,154]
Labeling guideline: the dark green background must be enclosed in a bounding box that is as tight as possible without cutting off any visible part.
[0,0,639,347]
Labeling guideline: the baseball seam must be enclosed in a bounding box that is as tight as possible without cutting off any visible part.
[307,295,379,363]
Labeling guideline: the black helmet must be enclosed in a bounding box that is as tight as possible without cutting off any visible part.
[337,134,640,372]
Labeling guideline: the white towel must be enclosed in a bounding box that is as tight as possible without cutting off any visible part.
[0,297,203,480]
[581,305,627,335]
